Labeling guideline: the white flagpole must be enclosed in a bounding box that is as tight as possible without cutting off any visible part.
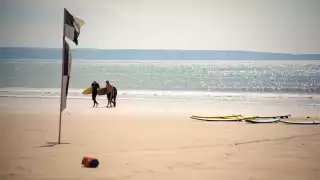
[58,8,66,144]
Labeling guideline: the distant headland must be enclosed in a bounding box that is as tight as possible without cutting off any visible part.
[1,47,319,60]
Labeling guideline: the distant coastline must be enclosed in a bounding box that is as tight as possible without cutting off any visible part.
[1,47,320,60]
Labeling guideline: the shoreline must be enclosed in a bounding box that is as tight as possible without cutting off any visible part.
[0,88,319,102]
[1,96,319,118]
[1,86,319,94]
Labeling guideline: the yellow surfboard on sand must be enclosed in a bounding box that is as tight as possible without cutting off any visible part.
[191,114,242,119]
[82,87,92,95]
[190,115,258,121]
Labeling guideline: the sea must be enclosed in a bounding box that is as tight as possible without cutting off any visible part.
[0,59,319,107]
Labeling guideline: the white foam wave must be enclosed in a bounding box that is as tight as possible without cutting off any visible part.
[0,87,319,102]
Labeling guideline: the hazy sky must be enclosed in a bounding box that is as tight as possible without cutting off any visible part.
[0,0,319,53]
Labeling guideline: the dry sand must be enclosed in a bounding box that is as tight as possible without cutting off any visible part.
[1,97,320,180]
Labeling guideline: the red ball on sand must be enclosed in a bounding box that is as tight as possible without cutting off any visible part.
[82,156,99,168]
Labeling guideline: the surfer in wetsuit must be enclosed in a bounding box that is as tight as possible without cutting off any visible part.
[112,86,117,107]
[105,80,117,108]
[91,81,100,107]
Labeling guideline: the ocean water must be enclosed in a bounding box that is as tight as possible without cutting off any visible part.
[0,59,319,106]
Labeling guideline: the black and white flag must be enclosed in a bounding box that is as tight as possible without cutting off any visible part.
[64,8,84,45]
[61,39,72,112]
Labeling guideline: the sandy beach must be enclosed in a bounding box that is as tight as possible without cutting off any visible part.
[1,0,320,179]
[1,97,320,180]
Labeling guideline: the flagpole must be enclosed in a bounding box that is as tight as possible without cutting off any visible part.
[58,8,66,144]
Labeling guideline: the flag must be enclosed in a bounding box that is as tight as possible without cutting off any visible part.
[58,9,84,144]
[64,8,84,45]
[61,39,72,112]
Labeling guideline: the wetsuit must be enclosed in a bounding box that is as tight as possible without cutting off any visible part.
[91,82,100,106]
[111,86,117,107]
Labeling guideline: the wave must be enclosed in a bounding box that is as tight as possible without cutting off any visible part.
[1,87,319,93]
[157,87,320,93]
[0,87,319,102]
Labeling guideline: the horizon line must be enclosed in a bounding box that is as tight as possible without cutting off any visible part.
[1,46,320,55]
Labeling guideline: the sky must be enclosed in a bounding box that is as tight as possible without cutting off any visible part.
[0,0,319,53]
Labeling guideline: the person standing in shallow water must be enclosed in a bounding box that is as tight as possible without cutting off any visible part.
[91,81,100,107]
